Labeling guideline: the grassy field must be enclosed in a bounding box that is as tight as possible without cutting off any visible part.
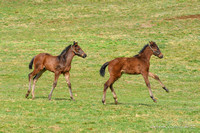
[0,0,200,132]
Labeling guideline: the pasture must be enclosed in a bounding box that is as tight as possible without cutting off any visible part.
[0,0,200,132]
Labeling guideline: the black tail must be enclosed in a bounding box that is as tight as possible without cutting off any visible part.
[29,57,35,69]
[100,62,109,77]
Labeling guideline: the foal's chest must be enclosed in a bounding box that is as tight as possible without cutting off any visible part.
[55,64,71,73]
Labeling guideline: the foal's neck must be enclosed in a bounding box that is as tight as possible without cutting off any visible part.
[140,47,153,62]
[62,48,75,65]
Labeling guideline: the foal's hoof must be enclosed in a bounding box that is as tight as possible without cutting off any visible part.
[48,95,52,100]
[25,94,29,98]
[71,97,75,101]
[114,99,118,105]
[102,100,106,105]
[163,87,169,93]
[153,98,158,103]
[31,95,35,100]
[151,96,157,103]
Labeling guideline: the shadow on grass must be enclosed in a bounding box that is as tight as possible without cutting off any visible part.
[54,97,71,101]
[26,96,71,101]
[106,102,159,107]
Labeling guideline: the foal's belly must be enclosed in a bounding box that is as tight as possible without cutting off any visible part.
[121,69,140,75]
[121,64,141,75]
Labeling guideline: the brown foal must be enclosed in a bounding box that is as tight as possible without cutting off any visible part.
[100,41,168,104]
[26,41,87,100]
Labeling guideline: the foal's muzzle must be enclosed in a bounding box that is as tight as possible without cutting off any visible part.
[82,54,87,58]
[158,54,163,59]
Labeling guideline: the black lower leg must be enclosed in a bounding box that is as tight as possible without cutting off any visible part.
[162,87,169,93]
[25,90,31,98]
[150,96,157,102]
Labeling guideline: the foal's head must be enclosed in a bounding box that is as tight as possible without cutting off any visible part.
[149,41,163,58]
[71,41,87,58]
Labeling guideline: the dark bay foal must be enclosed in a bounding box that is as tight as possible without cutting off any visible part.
[26,41,87,100]
[100,41,168,104]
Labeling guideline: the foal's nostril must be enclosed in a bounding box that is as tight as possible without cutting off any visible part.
[159,55,163,58]
[83,54,87,58]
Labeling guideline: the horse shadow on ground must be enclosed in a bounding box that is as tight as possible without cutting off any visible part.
[54,97,72,101]
[26,96,159,106]
[106,102,159,107]
[26,96,71,101]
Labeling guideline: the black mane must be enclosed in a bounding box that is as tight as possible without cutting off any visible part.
[58,45,71,57]
[57,45,72,62]
[134,44,149,57]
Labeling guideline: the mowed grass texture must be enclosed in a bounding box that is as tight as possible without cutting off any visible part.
[0,0,200,132]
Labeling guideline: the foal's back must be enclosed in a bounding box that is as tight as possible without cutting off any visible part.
[108,56,148,75]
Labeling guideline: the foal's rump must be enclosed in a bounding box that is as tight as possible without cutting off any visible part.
[34,53,58,72]
[30,53,51,70]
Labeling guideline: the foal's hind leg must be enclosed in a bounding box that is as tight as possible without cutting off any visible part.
[110,84,118,104]
[102,81,109,105]
[148,72,169,92]
[26,69,39,98]
[31,69,46,99]
[26,68,44,99]
[102,76,118,105]
[26,72,33,98]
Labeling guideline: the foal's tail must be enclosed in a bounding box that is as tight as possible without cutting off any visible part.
[29,57,35,69]
[100,62,109,77]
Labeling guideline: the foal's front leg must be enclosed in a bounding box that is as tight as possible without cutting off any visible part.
[64,72,74,100]
[48,72,60,100]
[142,73,157,102]
[148,72,169,92]
[26,72,33,98]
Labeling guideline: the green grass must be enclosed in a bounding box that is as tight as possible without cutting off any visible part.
[0,0,200,132]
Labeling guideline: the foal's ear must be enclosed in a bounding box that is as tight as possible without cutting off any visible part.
[149,41,155,45]
[73,41,78,47]
[73,41,78,45]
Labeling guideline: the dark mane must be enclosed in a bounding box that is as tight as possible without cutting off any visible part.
[134,44,148,57]
[57,45,72,62]
[58,45,71,57]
